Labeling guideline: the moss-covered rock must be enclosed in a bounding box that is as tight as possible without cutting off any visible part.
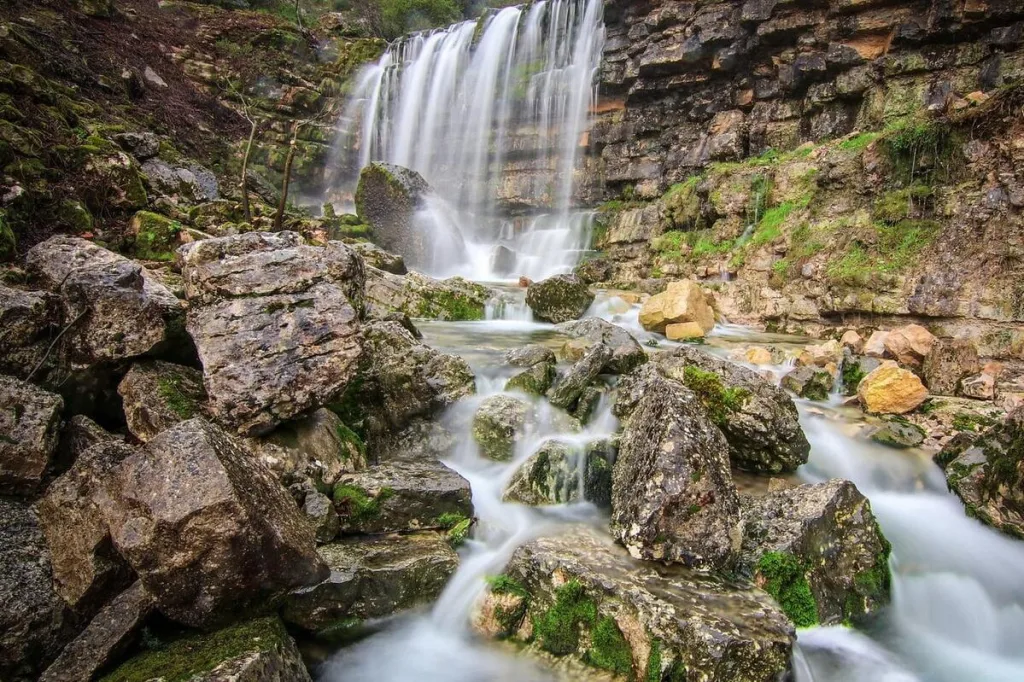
[472,395,535,461]
[740,479,892,627]
[505,361,556,396]
[781,366,833,401]
[503,439,613,508]
[128,211,182,261]
[99,617,309,682]
[365,267,489,321]
[526,274,595,323]
[117,360,207,442]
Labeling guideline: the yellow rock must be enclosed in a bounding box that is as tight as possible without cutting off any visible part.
[665,321,705,340]
[638,280,715,334]
[857,364,928,414]
[744,347,773,365]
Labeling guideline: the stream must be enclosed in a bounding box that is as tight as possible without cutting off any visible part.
[315,290,1024,682]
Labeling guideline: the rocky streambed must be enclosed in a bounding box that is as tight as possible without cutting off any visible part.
[3,231,1024,682]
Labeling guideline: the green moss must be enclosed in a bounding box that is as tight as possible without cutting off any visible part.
[486,574,530,637]
[586,616,633,677]
[131,211,181,261]
[826,219,941,286]
[534,580,597,656]
[505,363,555,396]
[681,366,750,425]
[332,484,394,524]
[314,616,369,645]
[416,288,486,321]
[646,639,662,682]
[446,517,471,548]
[756,552,819,628]
[841,361,867,396]
[334,422,367,462]
[100,618,288,682]
[838,132,881,154]
[661,176,703,231]
[0,210,14,261]
[157,375,199,420]
[872,184,934,224]
[952,413,996,432]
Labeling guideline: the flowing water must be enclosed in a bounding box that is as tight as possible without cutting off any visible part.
[316,291,1024,682]
[329,0,604,281]
[320,2,1024,679]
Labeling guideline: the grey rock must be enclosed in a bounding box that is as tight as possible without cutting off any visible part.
[503,438,613,508]
[113,132,160,160]
[25,236,184,368]
[340,320,474,439]
[373,418,456,463]
[249,408,367,486]
[99,418,328,628]
[937,408,1024,539]
[351,241,407,275]
[781,366,833,401]
[0,283,59,379]
[117,360,206,442]
[526,274,595,323]
[654,347,810,474]
[739,480,892,626]
[475,526,793,681]
[333,460,473,535]
[364,266,489,321]
[555,317,647,374]
[141,157,220,203]
[180,232,365,436]
[282,532,459,635]
[923,338,980,396]
[505,344,556,368]
[612,378,742,569]
[505,361,556,396]
[36,441,135,615]
[869,418,926,448]
[548,344,613,409]
[303,491,340,544]
[39,582,154,682]
[472,395,535,461]
[491,244,517,277]
[0,498,80,681]
[0,375,63,495]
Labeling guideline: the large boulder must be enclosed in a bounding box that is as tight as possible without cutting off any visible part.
[117,361,206,442]
[555,318,647,374]
[922,338,980,396]
[179,232,365,436]
[140,157,220,204]
[937,409,1024,539]
[652,347,810,474]
[335,320,475,440]
[0,375,63,495]
[36,441,135,616]
[857,363,928,414]
[332,460,473,535]
[355,163,463,271]
[739,480,892,627]
[25,236,184,368]
[506,344,556,368]
[282,533,459,637]
[525,274,595,323]
[98,418,328,628]
[0,499,80,681]
[883,324,936,367]
[503,439,614,508]
[39,582,154,682]
[781,366,833,401]
[638,280,715,334]
[98,617,311,682]
[473,526,793,681]
[364,266,489,321]
[248,408,367,486]
[0,283,59,379]
[611,379,742,569]
[548,344,613,410]
[472,395,535,461]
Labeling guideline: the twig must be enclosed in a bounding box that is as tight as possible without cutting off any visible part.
[26,309,88,383]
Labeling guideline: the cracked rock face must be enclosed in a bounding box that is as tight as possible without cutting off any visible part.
[0,375,63,496]
[611,377,742,570]
[179,231,365,436]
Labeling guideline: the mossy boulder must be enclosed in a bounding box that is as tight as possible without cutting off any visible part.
[526,274,595,323]
[739,479,892,627]
[364,266,489,321]
[869,417,926,448]
[332,460,472,535]
[473,526,793,682]
[937,408,1024,539]
[249,408,367,487]
[472,395,535,461]
[281,533,458,637]
[80,149,148,213]
[117,361,206,443]
[129,211,182,261]
[781,366,833,401]
[0,375,63,496]
[98,617,310,682]
[503,439,613,508]
[505,361,556,396]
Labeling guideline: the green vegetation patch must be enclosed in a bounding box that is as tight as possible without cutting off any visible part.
[952,413,996,433]
[872,184,934,224]
[586,616,633,677]
[486,574,530,637]
[826,219,941,286]
[757,552,819,627]
[157,375,200,420]
[681,365,750,425]
[534,579,597,656]
[100,617,288,682]
[332,484,394,524]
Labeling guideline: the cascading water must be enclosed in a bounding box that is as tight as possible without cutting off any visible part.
[330,0,604,281]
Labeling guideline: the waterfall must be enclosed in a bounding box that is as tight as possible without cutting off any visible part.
[330,0,605,281]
